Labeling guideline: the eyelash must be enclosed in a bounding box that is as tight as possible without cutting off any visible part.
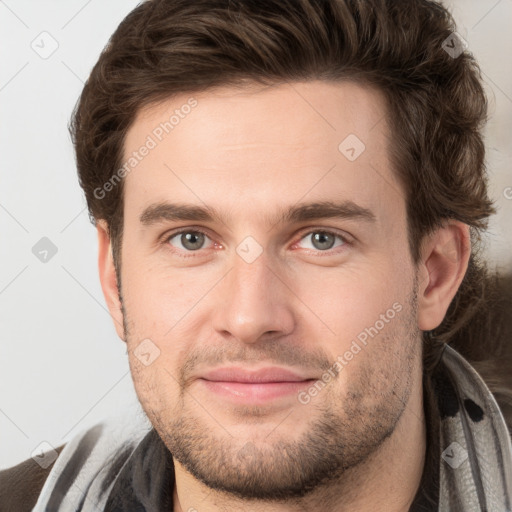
[160,227,352,257]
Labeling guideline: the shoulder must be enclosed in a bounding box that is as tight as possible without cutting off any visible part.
[0,408,150,512]
[0,444,66,512]
[31,410,151,511]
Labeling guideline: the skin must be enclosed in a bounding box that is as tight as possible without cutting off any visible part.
[97,80,470,511]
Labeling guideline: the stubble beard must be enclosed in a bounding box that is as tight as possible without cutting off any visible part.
[121,285,421,502]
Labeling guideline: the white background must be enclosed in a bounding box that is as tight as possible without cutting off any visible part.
[1,0,511,468]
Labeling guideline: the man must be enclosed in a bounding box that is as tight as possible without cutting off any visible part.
[1,0,511,510]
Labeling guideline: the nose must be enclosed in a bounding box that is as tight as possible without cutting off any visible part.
[211,249,296,345]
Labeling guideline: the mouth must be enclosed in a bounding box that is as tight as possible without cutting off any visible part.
[197,366,317,404]
[199,379,316,403]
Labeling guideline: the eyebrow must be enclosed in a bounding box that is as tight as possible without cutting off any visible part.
[139,200,376,228]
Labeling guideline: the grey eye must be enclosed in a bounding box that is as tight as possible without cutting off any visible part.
[310,232,336,250]
[169,231,209,251]
[298,231,345,251]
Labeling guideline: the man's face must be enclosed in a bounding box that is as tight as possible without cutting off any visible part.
[117,80,422,498]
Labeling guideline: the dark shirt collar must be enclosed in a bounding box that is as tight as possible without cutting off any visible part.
[104,428,175,512]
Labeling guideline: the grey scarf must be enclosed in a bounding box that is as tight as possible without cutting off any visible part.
[435,344,512,511]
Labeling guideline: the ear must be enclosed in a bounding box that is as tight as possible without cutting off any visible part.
[97,219,125,341]
[417,220,471,331]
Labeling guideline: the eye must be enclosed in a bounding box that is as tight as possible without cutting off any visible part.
[295,230,347,252]
[162,227,350,256]
[165,229,214,252]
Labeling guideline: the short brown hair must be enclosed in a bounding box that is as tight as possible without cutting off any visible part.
[71,1,511,504]
[71,0,502,375]
[71,0,504,360]
[71,0,494,265]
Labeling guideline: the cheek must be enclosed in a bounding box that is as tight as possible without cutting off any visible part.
[290,257,410,344]
[332,301,417,405]
[128,356,182,420]
[121,257,215,338]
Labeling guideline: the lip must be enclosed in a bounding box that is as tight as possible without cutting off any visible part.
[197,366,316,404]
[200,366,313,383]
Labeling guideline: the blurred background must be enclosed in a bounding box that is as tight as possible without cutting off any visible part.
[1,0,511,468]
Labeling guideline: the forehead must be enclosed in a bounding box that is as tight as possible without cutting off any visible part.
[121,80,404,227]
